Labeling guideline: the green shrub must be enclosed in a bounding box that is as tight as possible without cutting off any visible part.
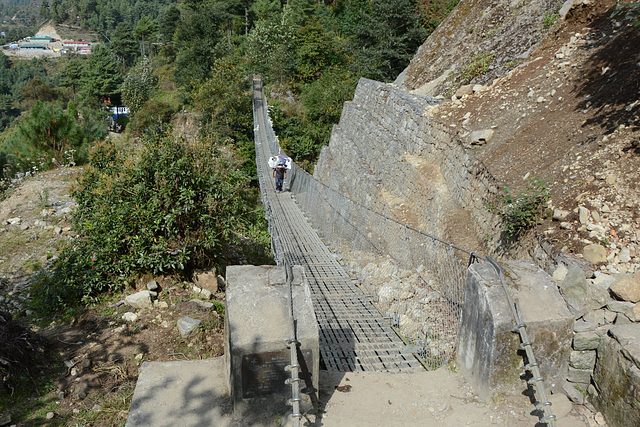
[488,177,550,239]
[1,101,107,171]
[32,126,257,314]
[543,11,560,30]
[128,100,174,134]
[459,53,495,85]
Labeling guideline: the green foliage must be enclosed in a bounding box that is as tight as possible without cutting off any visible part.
[246,9,298,83]
[121,57,158,115]
[347,0,428,82]
[18,75,58,109]
[193,55,253,163]
[56,57,84,101]
[488,177,550,240]
[269,67,357,170]
[612,1,640,27]
[110,23,139,67]
[542,10,560,30]
[2,100,107,169]
[32,127,257,313]
[80,43,123,103]
[128,99,174,134]
[173,0,226,91]
[460,53,495,84]
[0,56,48,131]
[134,15,159,57]
[420,0,459,33]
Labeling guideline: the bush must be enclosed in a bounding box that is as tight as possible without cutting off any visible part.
[32,127,258,313]
[128,100,174,134]
[489,177,550,239]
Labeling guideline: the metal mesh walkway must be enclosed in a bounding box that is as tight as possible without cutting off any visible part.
[252,77,422,372]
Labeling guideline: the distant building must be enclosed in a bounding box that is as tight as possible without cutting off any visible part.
[21,44,46,50]
[78,47,91,55]
[62,40,90,49]
[29,36,53,43]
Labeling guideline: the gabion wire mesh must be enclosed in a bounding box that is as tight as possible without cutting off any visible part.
[253,77,478,368]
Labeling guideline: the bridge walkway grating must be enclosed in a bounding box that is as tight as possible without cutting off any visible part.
[252,78,422,373]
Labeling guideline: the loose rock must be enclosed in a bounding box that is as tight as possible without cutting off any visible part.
[177,317,201,337]
[583,244,607,265]
[609,273,640,302]
[122,312,138,322]
[125,290,153,309]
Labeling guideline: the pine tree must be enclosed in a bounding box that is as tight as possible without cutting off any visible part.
[38,0,51,24]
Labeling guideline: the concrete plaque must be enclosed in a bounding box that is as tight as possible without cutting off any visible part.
[241,349,313,398]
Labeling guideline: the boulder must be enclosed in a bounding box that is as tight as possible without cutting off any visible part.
[146,280,159,291]
[468,129,494,146]
[569,350,596,370]
[6,217,21,225]
[619,248,632,263]
[614,313,632,325]
[578,206,590,224]
[627,303,640,322]
[573,321,597,333]
[562,381,584,405]
[583,244,607,265]
[125,291,153,309]
[606,301,634,313]
[552,264,568,283]
[567,366,592,384]
[560,265,609,315]
[191,300,214,309]
[217,274,226,290]
[609,272,640,303]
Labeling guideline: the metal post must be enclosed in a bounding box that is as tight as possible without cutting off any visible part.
[486,257,556,426]
[284,263,302,426]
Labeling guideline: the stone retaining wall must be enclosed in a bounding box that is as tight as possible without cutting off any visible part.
[314,78,501,260]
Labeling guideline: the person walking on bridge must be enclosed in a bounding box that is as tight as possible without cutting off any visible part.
[273,165,286,192]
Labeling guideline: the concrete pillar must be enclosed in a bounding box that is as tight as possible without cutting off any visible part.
[225,265,319,415]
[457,261,573,401]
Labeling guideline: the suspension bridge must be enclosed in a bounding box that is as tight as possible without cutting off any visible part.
[252,76,457,373]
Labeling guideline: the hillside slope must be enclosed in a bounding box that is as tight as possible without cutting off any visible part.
[401,0,639,271]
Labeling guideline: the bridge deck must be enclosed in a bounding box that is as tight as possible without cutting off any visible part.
[252,78,422,373]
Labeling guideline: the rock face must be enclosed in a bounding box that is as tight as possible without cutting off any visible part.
[397,0,564,94]
[457,261,573,401]
[310,78,498,258]
[592,325,640,427]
